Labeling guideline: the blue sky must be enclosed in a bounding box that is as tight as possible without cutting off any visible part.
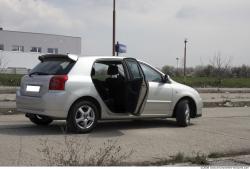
[0,0,250,68]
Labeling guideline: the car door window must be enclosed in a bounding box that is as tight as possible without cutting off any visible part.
[140,63,162,82]
[126,60,142,80]
[92,61,125,81]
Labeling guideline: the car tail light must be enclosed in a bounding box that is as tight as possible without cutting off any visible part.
[49,75,68,90]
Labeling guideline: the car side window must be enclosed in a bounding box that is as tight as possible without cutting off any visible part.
[140,63,163,82]
[92,61,125,81]
[92,63,109,81]
[126,60,142,80]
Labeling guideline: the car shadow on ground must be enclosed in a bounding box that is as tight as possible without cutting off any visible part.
[91,119,180,137]
[0,119,194,137]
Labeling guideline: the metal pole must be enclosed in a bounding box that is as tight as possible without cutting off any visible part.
[112,0,116,56]
[116,41,119,56]
[176,57,179,69]
[184,39,188,76]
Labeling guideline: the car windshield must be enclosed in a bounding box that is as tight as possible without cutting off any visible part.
[29,58,75,75]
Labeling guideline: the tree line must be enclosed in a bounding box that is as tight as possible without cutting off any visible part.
[162,64,250,78]
[161,55,250,78]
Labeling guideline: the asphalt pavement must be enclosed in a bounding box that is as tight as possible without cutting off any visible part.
[0,107,250,165]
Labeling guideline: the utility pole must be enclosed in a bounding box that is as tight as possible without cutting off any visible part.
[112,0,116,56]
[116,41,119,56]
[176,57,179,69]
[184,38,188,76]
[176,57,179,76]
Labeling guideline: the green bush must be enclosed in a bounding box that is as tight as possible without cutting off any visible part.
[172,77,250,88]
[0,73,250,88]
[0,74,23,86]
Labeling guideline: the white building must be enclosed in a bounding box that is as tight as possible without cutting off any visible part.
[0,28,82,70]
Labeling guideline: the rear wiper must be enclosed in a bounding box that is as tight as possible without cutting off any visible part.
[29,72,50,76]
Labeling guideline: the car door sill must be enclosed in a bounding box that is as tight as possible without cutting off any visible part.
[147,100,172,103]
[100,114,169,120]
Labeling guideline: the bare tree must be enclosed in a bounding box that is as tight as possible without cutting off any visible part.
[209,52,232,86]
[0,53,9,73]
[162,65,175,76]
[0,56,3,72]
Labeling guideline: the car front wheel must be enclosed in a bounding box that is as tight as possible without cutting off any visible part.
[66,100,99,133]
[176,99,191,127]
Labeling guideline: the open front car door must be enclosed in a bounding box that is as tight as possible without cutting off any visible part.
[123,58,149,116]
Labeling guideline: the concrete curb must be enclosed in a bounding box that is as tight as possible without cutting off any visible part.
[204,100,250,108]
[196,88,250,93]
[0,108,21,115]
[0,87,19,94]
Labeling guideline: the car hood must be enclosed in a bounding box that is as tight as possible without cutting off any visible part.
[169,77,200,97]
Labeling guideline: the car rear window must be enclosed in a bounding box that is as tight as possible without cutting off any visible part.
[29,58,75,75]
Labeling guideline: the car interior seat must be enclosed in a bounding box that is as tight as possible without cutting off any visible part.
[105,65,126,113]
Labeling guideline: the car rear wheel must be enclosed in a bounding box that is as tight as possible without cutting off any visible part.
[176,99,190,127]
[66,100,99,133]
[28,114,53,126]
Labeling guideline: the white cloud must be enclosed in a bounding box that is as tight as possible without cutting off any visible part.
[1,0,250,67]
[0,0,83,35]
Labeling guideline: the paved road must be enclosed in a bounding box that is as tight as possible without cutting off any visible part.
[0,107,250,165]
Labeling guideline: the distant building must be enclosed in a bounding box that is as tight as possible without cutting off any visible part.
[0,28,82,70]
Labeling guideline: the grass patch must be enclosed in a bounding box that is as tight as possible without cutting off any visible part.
[148,150,250,166]
[0,73,250,88]
[170,152,185,163]
[208,150,250,159]
[208,152,223,158]
[146,152,209,166]
[172,77,250,88]
[186,153,209,165]
[0,74,23,86]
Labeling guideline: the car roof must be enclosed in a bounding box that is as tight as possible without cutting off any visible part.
[39,54,131,61]
[78,56,127,60]
[77,56,132,65]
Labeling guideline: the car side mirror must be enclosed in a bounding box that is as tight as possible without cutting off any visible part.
[162,74,169,83]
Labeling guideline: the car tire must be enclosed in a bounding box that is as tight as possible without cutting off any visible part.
[66,100,99,133]
[28,114,53,126]
[176,99,191,127]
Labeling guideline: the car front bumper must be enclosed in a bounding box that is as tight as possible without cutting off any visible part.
[196,98,203,117]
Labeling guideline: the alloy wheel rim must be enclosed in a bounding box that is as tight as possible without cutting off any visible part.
[75,105,95,129]
[36,115,43,119]
[185,103,190,124]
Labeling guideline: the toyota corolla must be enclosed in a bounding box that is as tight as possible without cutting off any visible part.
[16,54,202,133]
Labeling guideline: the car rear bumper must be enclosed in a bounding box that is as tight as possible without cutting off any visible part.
[16,90,68,119]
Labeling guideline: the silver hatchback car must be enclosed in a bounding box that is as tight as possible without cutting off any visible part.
[16,54,202,133]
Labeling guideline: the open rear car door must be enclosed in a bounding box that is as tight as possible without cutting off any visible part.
[123,58,149,116]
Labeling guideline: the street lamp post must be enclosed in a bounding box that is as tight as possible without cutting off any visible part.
[112,0,116,56]
[176,57,179,69]
[184,38,188,76]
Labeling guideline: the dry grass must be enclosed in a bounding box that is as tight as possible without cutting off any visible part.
[37,136,134,166]
[186,153,209,165]
[144,152,209,166]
